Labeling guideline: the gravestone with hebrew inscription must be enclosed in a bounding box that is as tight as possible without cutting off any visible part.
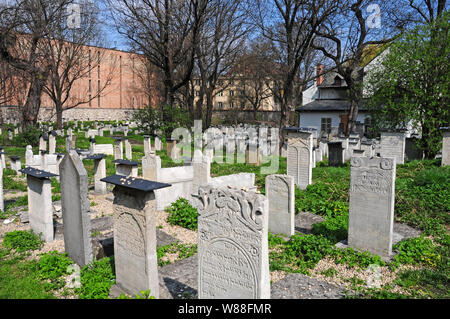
[194,185,270,299]
[60,151,93,266]
[380,131,406,165]
[286,129,313,190]
[348,156,396,258]
[266,175,295,236]
[101,175,171,297]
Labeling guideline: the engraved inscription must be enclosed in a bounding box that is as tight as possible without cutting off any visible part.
[351,169,391,195]
[115,213,145,257]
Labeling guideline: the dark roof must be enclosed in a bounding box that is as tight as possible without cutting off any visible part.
[101,175,171,192]
[296,99,369,112]
[19,167,58,179]
[113,159,140,166]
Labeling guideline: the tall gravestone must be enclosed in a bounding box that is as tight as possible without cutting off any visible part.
[85,154,107,194]
[193,150,211,192]
[60,151,93,266]
[380,130,406,165]
[286,129,313,190]
[142,152,161,181]
[266,175,295,236]
[101,175,171,297]
[348,156,396,258]
[194,186,270,299]
[143,135,152,155]
[21,167,57,242]
[328,142,345,166]
[114,138,123,160]
[124,138,132,160]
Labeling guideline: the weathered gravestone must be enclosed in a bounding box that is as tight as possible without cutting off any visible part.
[124,138,132,160]
[192,150,211,193]
[143,135,152,155]
[20,167,57,242]
[48,131,57,154]
[266,175,295,236]
[142,152,161,181]
[348,156,396,258]
[327,142,345,166]
[380,130,406,165]
[113,159,139,177]
[85,154,107,194]
[193,186,270,299]
[286,129,313,190]
[101,175,171,297]
[114,138,124,160]
[60,151,93,266]
[9,156,22,176]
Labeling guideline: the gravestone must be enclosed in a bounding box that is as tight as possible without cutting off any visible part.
[440,127,450,166]
[142,152,161,181]
[348,156,396,258]
[193,185,270,299]
[114,138,123,160]
[154,136,162,151]
[101,175,171,297]
[380,131,406,165]
[0,167,3,212]
[9,156,22,176]
[360,142,374,158]
[114,159,139,177]
[39,133,48,153]
[143,135,152,155]
[405,138,423,161]
[48,131,57,154]
[60,151,93,267]
[20,167,57,242]
[266,175,295,236]
[124,138,132,160]
[85,154,107,194]
[193,150,211,192]
[286,129,313,190]
[327,142,345,166]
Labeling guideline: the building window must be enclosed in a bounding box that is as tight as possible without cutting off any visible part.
[230,90,234,97]
[195,79,200,86]
[334,76,342,86]
[98,66,100,79]
[89,80,91,92]
[230,102,234,108]
[89,94,92,106]
[97,80,101,107]
[218,91,223,97]
[364,117,372,134]
[321,118,332,133]
[88,50,91,78]
[241,102,245,108]
[218,102,223,109]
[195,91,200,97]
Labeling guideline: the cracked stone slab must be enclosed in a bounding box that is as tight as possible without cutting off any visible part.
[271,273,346,299]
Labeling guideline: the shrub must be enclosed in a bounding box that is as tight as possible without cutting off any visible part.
[166,198,198,230]
[311,212,349,244]
[37,251,73,291]
[2,230,43,253]
[77,257,115,299]
[392,237,441,268]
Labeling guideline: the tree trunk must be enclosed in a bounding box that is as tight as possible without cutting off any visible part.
[56,101,63,130]
[22,73,46,128]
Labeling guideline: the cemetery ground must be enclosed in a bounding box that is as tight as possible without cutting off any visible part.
[0,123,449,300]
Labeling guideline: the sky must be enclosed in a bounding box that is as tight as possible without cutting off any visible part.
[97,0,129,51]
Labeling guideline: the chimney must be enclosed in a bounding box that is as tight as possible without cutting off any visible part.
[316,64,324,86]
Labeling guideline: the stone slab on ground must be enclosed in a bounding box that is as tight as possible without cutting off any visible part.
[335,222,422,261]
[271,273,346,299]
[295,212,325,234]
[158,255,198,299]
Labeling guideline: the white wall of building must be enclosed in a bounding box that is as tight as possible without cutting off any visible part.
[299,112,369,132]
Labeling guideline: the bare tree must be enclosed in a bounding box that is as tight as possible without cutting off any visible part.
[108,0,209,112]
[0,0,75,128]
[41,0,117,129]
[194,0,249,127]
[311,1,407,135]
[251,0,342,149]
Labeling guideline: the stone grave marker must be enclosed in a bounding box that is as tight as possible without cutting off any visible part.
[327,142,345,166]
[59,151,93,266]
[266,174,295,236]
[348,156,396,258]
[114,159,139,177]
[142,152,161,181]
[286,128,313,190]
[441,127,450,166]
[20,167,58,242]
[101,175,171,297]
[380,130,406,165]
[193,185,270,299]
[85,154,107,194]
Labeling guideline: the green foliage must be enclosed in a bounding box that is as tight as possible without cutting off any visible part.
[321,267,338,278]
[367,14,450,158]
[76,257,115,299]
[37,251,73,291]
[392,237,441,268]
[311,212,349,244]
[12,125,41,147]
[331,247,385,269]
[166,198,198,230]
[270,234,334,274]
[3,175,27,191]
[2,230,43,253]
[157,243,198,267]
[133,105,192,137]
[394,268,449,298]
